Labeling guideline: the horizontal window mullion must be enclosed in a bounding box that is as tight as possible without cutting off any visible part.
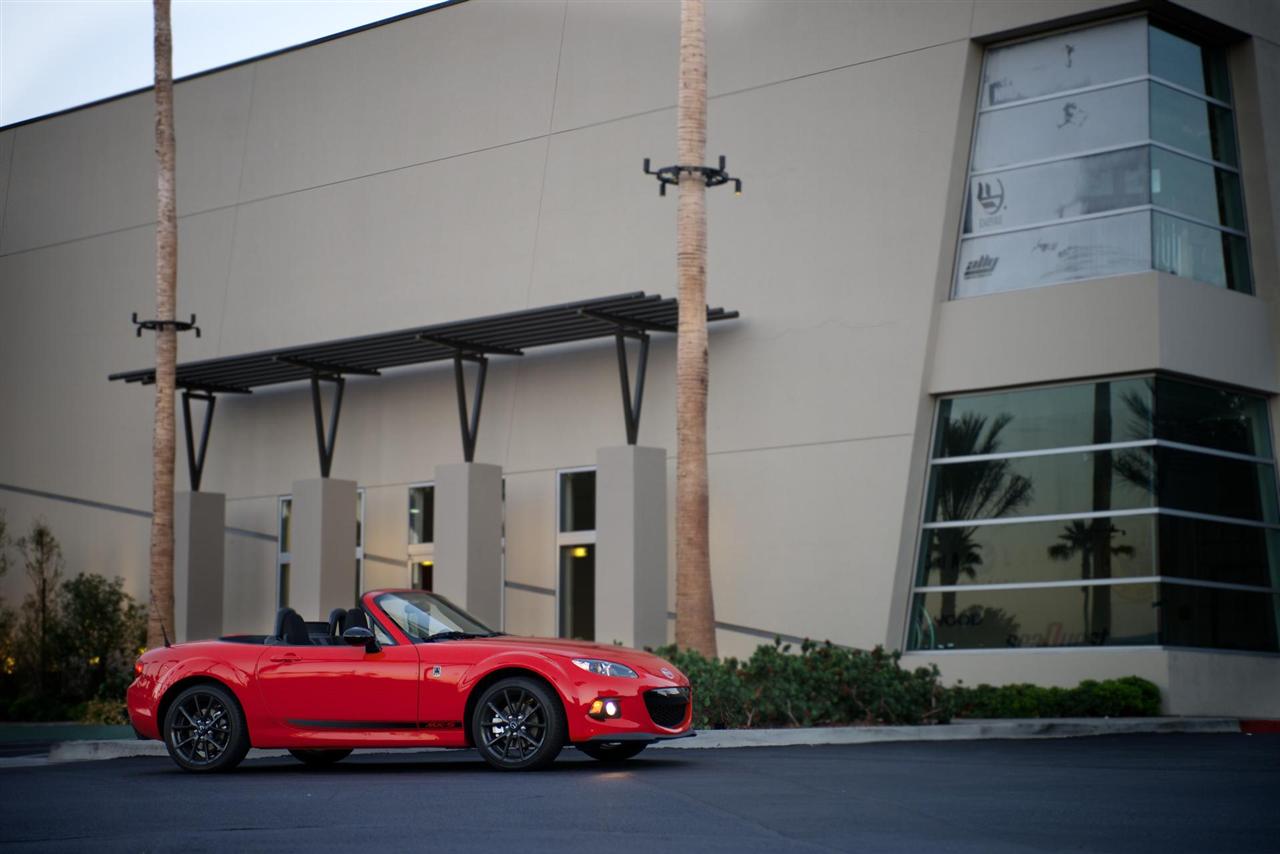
[1148,76,1233,110]
[968,142,1152,178]
[976,74,1233,116]
[915,576,1158,593]
[1160,577,1280,595]
[1151,206,1248,238]
[931,438,1273,467]
[1156,507,1280,531]
[1147,140,1239,174]
[923,507,1280,531]
[1155,439,1272,465]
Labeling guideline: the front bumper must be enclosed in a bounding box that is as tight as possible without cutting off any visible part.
[585,730,697,744]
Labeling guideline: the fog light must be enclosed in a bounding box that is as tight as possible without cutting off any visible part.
[588,698,623,720]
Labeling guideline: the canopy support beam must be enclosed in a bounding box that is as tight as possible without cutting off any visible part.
[181,390,216,492]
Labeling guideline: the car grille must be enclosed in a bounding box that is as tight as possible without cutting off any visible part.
[643,687,690,729]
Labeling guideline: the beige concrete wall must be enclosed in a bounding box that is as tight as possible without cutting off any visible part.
[1,0,1279,713]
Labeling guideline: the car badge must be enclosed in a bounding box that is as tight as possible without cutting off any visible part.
[431,665,442,678]
[660,667,675,679]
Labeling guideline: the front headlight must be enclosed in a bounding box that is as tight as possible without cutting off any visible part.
[571,658,638,679]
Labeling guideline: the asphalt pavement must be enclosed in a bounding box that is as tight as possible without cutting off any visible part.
[1,734,1276,853]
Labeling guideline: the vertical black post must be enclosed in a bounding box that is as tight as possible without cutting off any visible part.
[180,390,216,492]
[614,331,650,445]
[310,373,345,478]
[452,354,488,463]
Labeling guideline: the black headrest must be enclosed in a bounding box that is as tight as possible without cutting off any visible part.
[345,608,368,632]
[276,608,311,645]
[328,607,347,637]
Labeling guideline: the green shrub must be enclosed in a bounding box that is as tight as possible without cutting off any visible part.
[78,697,128,725]
[951,676,1161,718]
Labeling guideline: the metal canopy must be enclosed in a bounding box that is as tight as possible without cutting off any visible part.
[108,292,737,394]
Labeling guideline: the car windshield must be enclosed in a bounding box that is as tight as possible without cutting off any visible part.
[374,591,498,642]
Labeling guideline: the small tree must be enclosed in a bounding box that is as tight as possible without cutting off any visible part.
[57,575,146,701]
[16,520,63,698]
[0,510,14,681]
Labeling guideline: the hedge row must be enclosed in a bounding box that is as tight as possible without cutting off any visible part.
[654,640,1161,729]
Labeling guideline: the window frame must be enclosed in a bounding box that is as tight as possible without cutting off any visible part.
[275,488,366,610]
[953,14,1253,298]
[407,481,435,589]
[906,373,1280,654]
[556,466,597,639]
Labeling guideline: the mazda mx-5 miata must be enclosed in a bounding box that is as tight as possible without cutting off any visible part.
[128,590,693,772]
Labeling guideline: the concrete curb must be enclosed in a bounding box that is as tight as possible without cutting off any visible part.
[37,717,1240,764]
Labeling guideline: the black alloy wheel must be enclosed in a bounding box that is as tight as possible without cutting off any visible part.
[472,677,565,771]
[162,683,250,773]
[288,749,353,766]
[576,741,648,763]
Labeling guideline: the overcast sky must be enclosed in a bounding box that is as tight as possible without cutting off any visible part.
[1,0,439,126]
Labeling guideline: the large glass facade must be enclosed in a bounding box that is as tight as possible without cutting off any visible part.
[957,18,1250,297]
[909,376,1280,653]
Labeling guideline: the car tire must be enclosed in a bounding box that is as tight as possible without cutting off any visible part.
[288,749,353,766]
[162,683,250,773]
[576,741,648,763]
[472,676,565,771]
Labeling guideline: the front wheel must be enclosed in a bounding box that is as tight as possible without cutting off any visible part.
[162,683,250,773]
[289,749,352,766]
[576,741,647,763]
[472,677,565,771]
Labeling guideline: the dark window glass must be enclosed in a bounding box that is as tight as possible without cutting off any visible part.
[279,499,292,553]
[279,563,290,610]
[1159,585,1279,652]
[412,560,434,591]
[934,379,1153,458]
[1155,446,1278,523]
[1150,82,1237,166]
[559,544,595,640]
[1150,147,1245,229]
[918,515,1155,587]
[926,448,1154,522]
[909,583,1159,650]
[1151,211,1250,292]
[1154,378,1272,457]
[409,486,434,545]
[1158,516,1280,589]
[1149,26,1230,101]
[559,471,596,533]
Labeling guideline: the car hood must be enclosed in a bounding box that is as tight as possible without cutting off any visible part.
[473,635,683,680]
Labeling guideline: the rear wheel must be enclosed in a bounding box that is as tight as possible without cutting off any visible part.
[162,684,250,773]
[472,677,565,771]
[288,749,352,766]
[576,741,648,763]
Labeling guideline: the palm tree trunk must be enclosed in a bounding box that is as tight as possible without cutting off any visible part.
[674,0,716,657]
[147,0,177,650]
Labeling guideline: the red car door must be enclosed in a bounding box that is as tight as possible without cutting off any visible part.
[255,641,420,729]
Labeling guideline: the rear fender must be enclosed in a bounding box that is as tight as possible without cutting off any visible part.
[152,654,269,743]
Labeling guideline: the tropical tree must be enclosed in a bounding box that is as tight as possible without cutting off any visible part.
[673,0,716,656]
[1048,519,1134,643]
[147,0,178,649]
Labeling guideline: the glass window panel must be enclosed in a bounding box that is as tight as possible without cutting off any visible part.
[966,147,1149,235]
[908,583,1159,650]
[559,544,595,640]
[559,471,596,533]
[1150,146,1244,229]
[409,486,434,545]
[926,447,1154,522]
[972,82,1148,173]
[1159,585,1279,652]
[1154,377,1272,457]
[934,378,1153,458]
[1148,25,1230,101]
[1150,82,1237,166]
[356,490,364,549]
[1158,516,1280,589]
[279,498,291,554]
[981,17,1146,108]
[1155,446,1278,523]
[412,560,434,591]
[918,515,1156,587]
[278,563,290,609]
[1151,211,1250,292]
[956,210,1150,297]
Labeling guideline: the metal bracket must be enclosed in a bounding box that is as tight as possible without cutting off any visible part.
[418,334,524,357]
[309,373,346,478]
[180,390,216,492]
[643,155,742,197]
[132,312,201,337]
[615,332,650,446]
[452,354,488,463]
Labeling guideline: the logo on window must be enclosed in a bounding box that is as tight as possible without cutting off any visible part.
[963,255,999,279]
[976,178,1005,215]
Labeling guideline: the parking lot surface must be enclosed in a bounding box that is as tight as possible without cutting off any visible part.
[1,734,1276,853]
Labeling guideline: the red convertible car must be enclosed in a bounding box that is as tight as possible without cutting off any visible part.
[128,589,693,772]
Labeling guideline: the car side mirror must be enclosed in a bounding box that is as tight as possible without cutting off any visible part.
[342,626,381,653]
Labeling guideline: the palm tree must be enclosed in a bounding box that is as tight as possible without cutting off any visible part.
[147,0,178,649]
[929,412,1033,621]
[1048,519,1134,642]
[673,0,716,657]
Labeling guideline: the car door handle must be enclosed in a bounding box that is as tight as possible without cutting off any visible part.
[269,653,300,663]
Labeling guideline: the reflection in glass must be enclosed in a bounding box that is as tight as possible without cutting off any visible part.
[1150,82,1237,166]
[559,544,595,640]
[1154,446,1278,523]
[910,583,1160,649]
[1154,377,1272,457]
[1149,25,1230,101]
[1160,585,1279,652]
[1150,147,1244,229]
[559,471,596,533]
[409,485,434,545]
[279,563,290,609]
[1151,212,1250,292]
[1159,516,1280,589]
[919,515,1154,587]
